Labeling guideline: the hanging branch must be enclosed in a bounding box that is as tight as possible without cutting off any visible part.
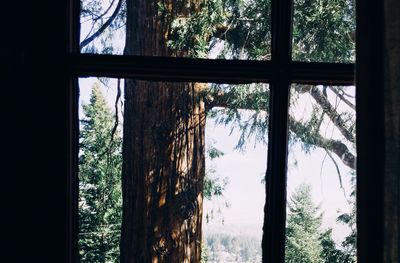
[206,88,356,170]
[110,78,122,144]
[80,0,124,49]
[309,86,355,143]
[326,150,352,205]
[103,79,122,203]
[97,79,121,160]
[329,86,356,110]
[288,116,356,170]
[94,0,117,22]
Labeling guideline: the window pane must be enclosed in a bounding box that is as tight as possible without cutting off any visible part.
[78,78,269,261]
[78,78,123,262]
[204,83,269,262]
[285,84,356,262]
[80,0,271,60]
[292,0,355,63]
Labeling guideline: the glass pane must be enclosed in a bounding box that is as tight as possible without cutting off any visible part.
[204,83,269,262]
[80,0,271,60]
[78,78,123,262]
[285,84,357,262]
[292,0,356,63]
[78,78,269,261]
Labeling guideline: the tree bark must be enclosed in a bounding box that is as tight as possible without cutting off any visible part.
[120,1,206,262]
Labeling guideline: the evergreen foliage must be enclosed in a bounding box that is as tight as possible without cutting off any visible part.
[336,171,357,262]
[203,143,230,223]
[285,183,351,263]
[292,0,355,62]
[285,183,324,263]
[79,83,122,262]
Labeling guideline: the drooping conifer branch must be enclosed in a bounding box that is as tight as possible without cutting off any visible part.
[206,86,356,170]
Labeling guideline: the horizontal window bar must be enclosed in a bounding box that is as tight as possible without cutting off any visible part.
[70,54,354,85]
[70,54,274,83]
[291,61,354,85]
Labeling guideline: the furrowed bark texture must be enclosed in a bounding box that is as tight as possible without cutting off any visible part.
[121,1,205,262]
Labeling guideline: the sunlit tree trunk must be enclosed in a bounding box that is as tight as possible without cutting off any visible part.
[120,1,206,262]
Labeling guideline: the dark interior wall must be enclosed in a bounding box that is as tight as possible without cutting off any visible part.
[2,0,69,261]
[356,0,385,261]
[356,0,400,262]
[384,0,400,261]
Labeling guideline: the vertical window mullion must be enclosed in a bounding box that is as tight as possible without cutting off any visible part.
[68,0,81,262]
[263,81,290,263]
[69,0,81,54]
[68,77,80,263]
[262,0,293,262]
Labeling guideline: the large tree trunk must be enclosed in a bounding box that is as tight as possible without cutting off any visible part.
[120,1,206,262]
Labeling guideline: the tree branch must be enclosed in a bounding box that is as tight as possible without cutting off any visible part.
[328,86,356,110]
[325,150,351,203]
[288,116,356,170]
[297,85,355,143]
[310,86,355,143]
[94,0,117,22]
[80,0,123,50]
[205,88,356,170]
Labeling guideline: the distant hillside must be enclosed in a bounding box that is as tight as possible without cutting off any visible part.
[204,223,263,238]
[203,223,262,263]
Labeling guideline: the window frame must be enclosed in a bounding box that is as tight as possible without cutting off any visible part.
[67,0,355,262]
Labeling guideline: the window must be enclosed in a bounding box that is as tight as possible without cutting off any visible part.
[69,0,356,262]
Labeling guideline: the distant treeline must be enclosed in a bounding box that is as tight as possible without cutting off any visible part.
[204,232,262,263]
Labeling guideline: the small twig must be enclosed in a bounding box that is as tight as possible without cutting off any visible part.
[319,150,329,197]
[329,86,356,110]
[341,89,355,98]
[110,78,121,144]
[98,77,112,90]
[96,79,121,160]
[83,21,97,44]
[326,150,351,204]
[93,0,117,22]
[241,29,251,55]
[103,79,122,202]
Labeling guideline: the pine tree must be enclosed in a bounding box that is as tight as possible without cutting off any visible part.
[79,83,122,262]
[285,183,323,263]
[285,183,352,263]
[319,228,352,263]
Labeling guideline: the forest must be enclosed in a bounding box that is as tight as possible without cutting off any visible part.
[78,0,356,262]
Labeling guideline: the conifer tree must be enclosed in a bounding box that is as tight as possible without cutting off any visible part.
[285,183,323,263]
[285,183,352,263]
[79,83,122,262]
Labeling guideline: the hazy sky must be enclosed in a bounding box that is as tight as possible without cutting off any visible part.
[203,116,353,243]
[79,78,355,244]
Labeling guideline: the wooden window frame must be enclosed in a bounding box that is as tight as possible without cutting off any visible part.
[67,0,357,262]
